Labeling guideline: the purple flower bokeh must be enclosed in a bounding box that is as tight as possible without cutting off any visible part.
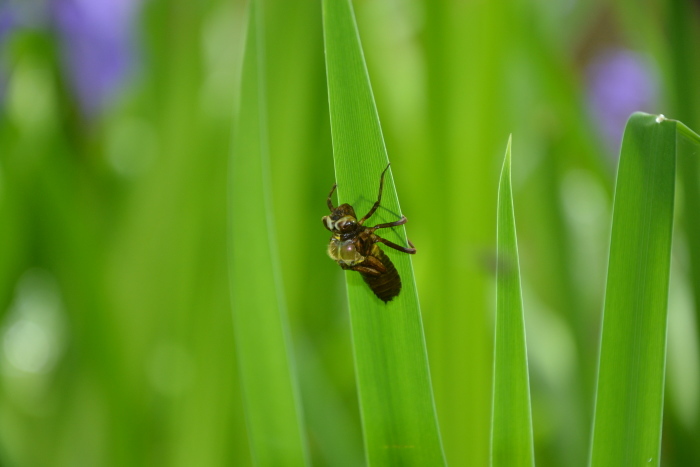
[49,0,139,117]
[0,4,15,108]
[586,49,659,156]
[1,0,139,117]
[0,4,16,43]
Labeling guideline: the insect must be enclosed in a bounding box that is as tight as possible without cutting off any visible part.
[322,164,416,302]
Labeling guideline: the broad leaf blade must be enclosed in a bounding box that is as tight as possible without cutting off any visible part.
[229,2,308,465]
[590,112,676,466]
[321,0,445,464]
[491,137,534,467]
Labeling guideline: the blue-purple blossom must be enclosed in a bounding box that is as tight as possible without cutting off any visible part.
[586,48,659,156]
[0,4,16,43]
[0,4,14,107]
[49,0,139,117]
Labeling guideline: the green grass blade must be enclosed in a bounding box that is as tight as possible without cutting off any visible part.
[321,0,445,464]
[491,137,534,467]
[229,1,308,464]
[589,112,680,466]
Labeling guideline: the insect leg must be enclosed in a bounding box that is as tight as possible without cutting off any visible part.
[359,163,390,224]
[374,235,417,254]
[370,216,407,231]
[327,184,337,211]
[341,263,383,276]
[364,255,387,273]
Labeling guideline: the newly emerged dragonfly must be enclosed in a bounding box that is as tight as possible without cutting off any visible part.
[322,164,416,302]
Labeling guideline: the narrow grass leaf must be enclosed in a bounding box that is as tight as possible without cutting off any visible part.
[491,137,534,467]
[229,1,308,465]
[589,112,700,466]
[321,0,445,464]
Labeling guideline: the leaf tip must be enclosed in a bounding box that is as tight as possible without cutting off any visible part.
[499,135,513,187]
[504,134,512,167]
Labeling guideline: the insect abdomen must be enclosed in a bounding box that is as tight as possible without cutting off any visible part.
[361,246,401,302]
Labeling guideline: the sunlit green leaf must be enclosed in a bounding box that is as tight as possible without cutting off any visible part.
[491,137,534,467]
[321,0,445,464]
[590,113,700,466]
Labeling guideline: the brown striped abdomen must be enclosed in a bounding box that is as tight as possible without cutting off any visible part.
[361,245,401,302]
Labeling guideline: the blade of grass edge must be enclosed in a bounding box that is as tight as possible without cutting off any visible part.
[321,0,446,464]
[589,112,679,466]
[491,136,535,467]
[229,1,308,464]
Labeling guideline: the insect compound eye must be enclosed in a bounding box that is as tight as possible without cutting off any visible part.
[339,218,356,231]
[322,216,334,231]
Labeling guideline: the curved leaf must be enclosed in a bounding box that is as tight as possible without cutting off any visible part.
[321,0,445,464]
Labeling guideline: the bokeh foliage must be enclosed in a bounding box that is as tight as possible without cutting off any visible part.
[0,0,699,466]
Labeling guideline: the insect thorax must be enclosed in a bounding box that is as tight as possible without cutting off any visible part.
[327,238,365,266]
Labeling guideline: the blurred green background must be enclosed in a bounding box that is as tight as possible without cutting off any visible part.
[1,0,699,466]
